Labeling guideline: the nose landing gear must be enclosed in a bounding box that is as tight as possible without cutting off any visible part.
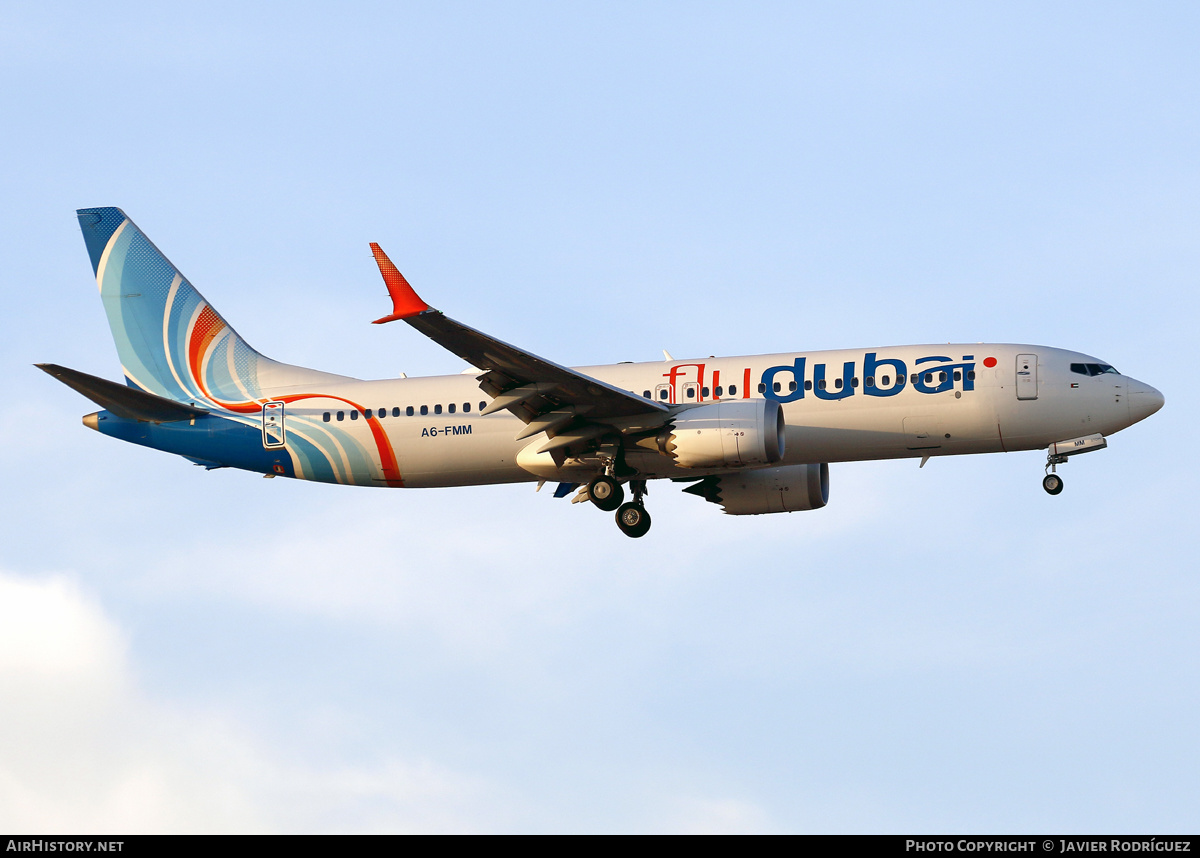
[1043,449,1067,495]
[1040,433,1107,495]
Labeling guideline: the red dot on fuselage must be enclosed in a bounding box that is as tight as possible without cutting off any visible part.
[983,357,997,368]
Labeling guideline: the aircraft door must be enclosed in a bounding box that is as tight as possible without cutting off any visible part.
[262,401,286,447]
[654,383,673,405]
[681,382,699,403]
[1016,354,1038,401]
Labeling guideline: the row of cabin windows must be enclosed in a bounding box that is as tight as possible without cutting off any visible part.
[317,368,982,423]
[648,385,741,401]
[322,401,489,422]
[647,371,977,401]
[754,370,974,394]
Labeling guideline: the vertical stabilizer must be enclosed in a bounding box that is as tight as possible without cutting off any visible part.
[77,207,349,411]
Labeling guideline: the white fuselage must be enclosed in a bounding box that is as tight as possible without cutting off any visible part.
[260,343,1154,488]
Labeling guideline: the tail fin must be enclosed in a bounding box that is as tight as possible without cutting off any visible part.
[77,208,348,411]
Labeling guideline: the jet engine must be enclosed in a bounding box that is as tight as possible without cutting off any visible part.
[682,463,829,515]
[647,400,785,469]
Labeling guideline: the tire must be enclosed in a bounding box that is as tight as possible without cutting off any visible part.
[588,475,624,511]
[615,502,652,538]
[1042,474,1064,495]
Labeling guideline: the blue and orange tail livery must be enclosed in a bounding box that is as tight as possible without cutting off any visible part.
[77,207,344,409]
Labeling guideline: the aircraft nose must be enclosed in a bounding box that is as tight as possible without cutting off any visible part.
[1127,379,1165,424]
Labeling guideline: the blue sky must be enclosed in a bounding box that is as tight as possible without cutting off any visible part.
[1,1,1197,832]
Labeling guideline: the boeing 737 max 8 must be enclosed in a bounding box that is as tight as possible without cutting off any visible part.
[40,207,1165,537]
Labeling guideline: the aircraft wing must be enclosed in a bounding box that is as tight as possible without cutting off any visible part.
[369,244,668,454]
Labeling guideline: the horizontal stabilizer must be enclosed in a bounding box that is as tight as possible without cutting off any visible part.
[36,364,209,423]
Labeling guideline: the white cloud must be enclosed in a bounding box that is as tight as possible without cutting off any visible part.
[0,569,510,833]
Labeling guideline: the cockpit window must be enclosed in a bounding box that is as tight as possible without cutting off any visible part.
[1071,362,1120,377]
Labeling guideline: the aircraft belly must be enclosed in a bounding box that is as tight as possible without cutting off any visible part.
[779,392,1003,463]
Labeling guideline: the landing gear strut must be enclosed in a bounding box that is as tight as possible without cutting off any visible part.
[1043,452,1067,495]
[614,479,651,538]
[1040,434,1108,496]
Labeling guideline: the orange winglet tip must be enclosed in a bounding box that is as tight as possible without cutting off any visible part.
[369,242,430,322]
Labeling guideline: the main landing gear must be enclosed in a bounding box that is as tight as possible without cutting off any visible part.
[588,476,651,537]
[615,501,651,538]
[586,474,624,511]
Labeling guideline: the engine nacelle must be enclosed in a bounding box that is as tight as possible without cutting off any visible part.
[683,463,829,515]
[657,400,785,469]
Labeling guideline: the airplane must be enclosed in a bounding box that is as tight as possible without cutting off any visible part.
[39,207,1165,538]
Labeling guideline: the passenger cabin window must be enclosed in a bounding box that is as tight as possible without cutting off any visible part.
[834,378,843,389]
[350,410,358,420]
[406,406,414,416]
[758,383,766,393]
[392,407,400,417]
[435,404,442,414]
[701,387,709,397]
[714,386,723,397]
[336,411,345,421]
[851,377,859,388]
[866,377,875,387]
[953,371,961,381]
[448,403,456,414]
[773,382,781,392]
[420,405,428,416]
[322,412,331,422]
[804,380,812,391]
[479,401,486,411]
[643,390,651,399]
[967,371,975,381]
[789,381,797,391]
[659,389,669,400]
[818,380,826,390]
[728,385,737,396]
[939,372,947,382]
[464,402,471,413]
